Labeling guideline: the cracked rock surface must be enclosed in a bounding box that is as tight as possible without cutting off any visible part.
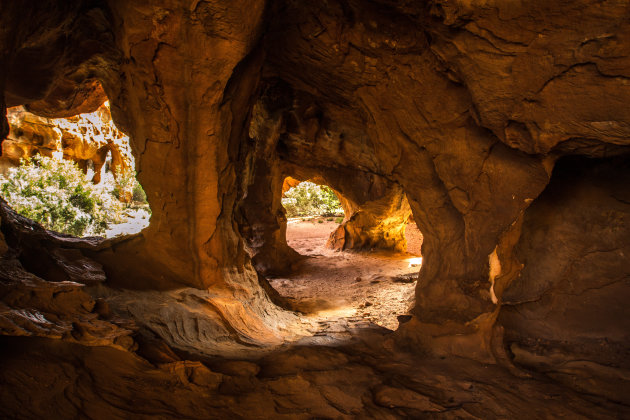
[0,0,629,417]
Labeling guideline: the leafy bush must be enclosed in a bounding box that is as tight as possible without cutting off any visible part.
[282,181,343,218]
[132,183,148,203]
[0,155,125,236]
[110,168,149,206]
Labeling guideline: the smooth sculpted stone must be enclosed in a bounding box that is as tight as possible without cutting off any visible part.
[0,0,629,417]
[499,156,630,405]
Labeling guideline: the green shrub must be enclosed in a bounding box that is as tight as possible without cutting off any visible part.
[335,217,344,224]
[282,181,343,218]
[132,183,148,203]
[110,168,149,206]
[0,156,124,236]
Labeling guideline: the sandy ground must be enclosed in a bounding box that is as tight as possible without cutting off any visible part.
[104,207,151,238]
[269,219,423,332]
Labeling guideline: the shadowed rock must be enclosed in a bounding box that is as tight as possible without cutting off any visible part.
[0,0,629,417]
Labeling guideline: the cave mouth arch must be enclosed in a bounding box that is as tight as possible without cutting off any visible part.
[281,178,346,254]
[266,177,424,332]
[0,100,151,239]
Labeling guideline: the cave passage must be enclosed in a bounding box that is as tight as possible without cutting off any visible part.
[0,101,150,239]
[269,180,424,334]
[3,1,630,416]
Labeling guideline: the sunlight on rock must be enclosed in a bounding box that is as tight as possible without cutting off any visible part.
[407,257,423,267]
[315,306,357,318]
[0,102,151,238]
[0,1,628,418]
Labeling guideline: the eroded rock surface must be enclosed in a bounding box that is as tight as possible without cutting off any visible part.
[0,0,629,417]
[2,335,627,419]
[2,102,133,185]
[0,205,134,352]
[324,176,412,252]
[499,156,630,405]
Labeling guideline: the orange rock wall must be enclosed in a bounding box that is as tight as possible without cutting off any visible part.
[0,0,629,413]
[3,103,132,184]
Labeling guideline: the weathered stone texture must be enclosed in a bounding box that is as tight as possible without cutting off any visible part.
[2,103,132,184]
[0,0,629,417]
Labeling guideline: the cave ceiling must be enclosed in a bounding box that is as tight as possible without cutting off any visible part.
[1,0,629,418]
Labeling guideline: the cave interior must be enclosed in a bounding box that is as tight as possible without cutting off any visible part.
[0,0,629,418]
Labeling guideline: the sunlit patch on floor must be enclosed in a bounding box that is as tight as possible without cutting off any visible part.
[407,257,423,267]
[268,219,423,342]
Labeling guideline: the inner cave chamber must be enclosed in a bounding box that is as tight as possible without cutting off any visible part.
[250,172,425,331]
[1,1,629,418]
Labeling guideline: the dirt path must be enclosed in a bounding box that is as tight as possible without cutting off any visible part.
[269,219,423,332]
[104,207,151,238]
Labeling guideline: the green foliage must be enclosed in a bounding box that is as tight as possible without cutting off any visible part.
[281,181,343,218]
[0,155,124,236]
[112,168,133,200]
[111,168,149,206]
[132,183,148,204]
[335,217,344,224]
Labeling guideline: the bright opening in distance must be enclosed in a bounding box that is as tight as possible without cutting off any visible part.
[407,257,423,267]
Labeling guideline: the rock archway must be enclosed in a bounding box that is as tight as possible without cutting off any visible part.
[281,171,413,253]
[240,165,415,269]
[1,0,629,417]
[3,101,133,186]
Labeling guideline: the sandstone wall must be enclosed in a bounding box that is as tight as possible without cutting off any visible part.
[0,0,629,411]
[3,103,132,184]
[499,156,630,404]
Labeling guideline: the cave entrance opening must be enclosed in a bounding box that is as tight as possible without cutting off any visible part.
[281,178,346,252]
[269,178,423,333]
[0,100,151,239]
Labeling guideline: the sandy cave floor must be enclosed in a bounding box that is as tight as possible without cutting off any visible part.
[269,219,423,334]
